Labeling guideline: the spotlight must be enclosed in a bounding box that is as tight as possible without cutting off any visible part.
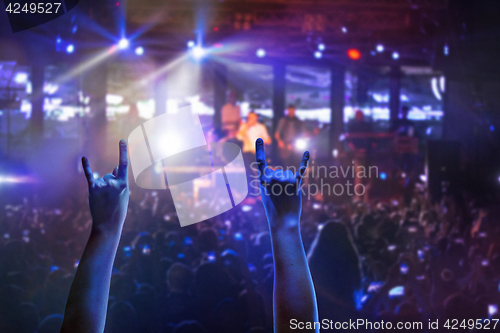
[347,48,361,60]
[341,26,348,33]
[135,46,144,56]
[318,43,325,51]
[444,44,449,56]
[376,44,384,52]
[191,46,206,60]
[56,36,62,51]
[314,51,322,59]
[187,40,195,48]
[256,48,266,58]
[295,139,307,150]
[14,72,28,84]
[66,44,75,54]
[392,51,400,60]
[118,38,129,50]
[380,172,387,180]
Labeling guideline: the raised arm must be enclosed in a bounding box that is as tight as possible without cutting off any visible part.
[255,138,319,333]
[60,140,129,333]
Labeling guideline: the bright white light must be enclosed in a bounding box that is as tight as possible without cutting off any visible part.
[191,46,206,59]
[489,305,498,316]
[314,51,322,59]
[295,139,307,150]
[118,38,129,49]
[389,286,404,298]
[135,46,144,56]
[44,83,59,95]
[420,174,427,182]
[332,149,338,158]
[439,76,446,93]
[154,162,163,174]
[0,176,19,183]
[376,44,384,52]
[431,77,442,101]
[242,205,252,212]
[66,44,75,53]
[187,40,195,48]
[318,43,325,51]
[14,72,28,84]
[256,48,266,58]
[341,26,348,33]
[392,51,399,60]
[106,94,124,105]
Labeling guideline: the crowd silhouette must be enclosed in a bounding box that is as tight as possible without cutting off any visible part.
[0,139,499,333]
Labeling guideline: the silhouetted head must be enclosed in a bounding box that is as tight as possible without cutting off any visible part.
[287,104,296,117]
[167,263,194,293]
[401,106,410,119]
[173,320,205,333]
[355,109,364,121]
[247,112,258,126]
[228,91,237,104]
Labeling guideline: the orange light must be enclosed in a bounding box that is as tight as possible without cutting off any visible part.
[347,48,361,60]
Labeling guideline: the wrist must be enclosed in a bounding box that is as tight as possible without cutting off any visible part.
[90,221,123,239]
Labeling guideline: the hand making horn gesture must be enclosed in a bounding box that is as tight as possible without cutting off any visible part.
[82,139,129,233]
[255,137,310,231]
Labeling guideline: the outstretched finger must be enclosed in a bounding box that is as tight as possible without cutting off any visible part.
[82,156,95,189]
[295,151,310,182]
[112,166,119,178]
[255,138,268,179]
[117,139,129,180]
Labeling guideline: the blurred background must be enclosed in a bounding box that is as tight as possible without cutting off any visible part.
[1,1,500,332]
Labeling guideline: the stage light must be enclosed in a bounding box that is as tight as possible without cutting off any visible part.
[191,46,206,60]
[14,72,28,84]
[314,51,322,59]
[376,44,384,52]
[66,44,75,54]
[187,40,195,48]
[256,48,266,58]
[347,48,361,60]
[444,44,449,56]
[118,38,129,49]
[295,138,307,150]
[490,125,495,131]
[370,50,376,56]
[242,205,252,212]
[234,232,243,241]
[392,51,400,60]
[341,26,348,33]
[318,43,325,51]
[380,172,387,180]
[420,174,427,182]
[135,46,144,56]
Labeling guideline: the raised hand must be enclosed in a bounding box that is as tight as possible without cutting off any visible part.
[82,139,129,233]
[61,140,130,333]
[255,138,309,230]
[254,138,318,333]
